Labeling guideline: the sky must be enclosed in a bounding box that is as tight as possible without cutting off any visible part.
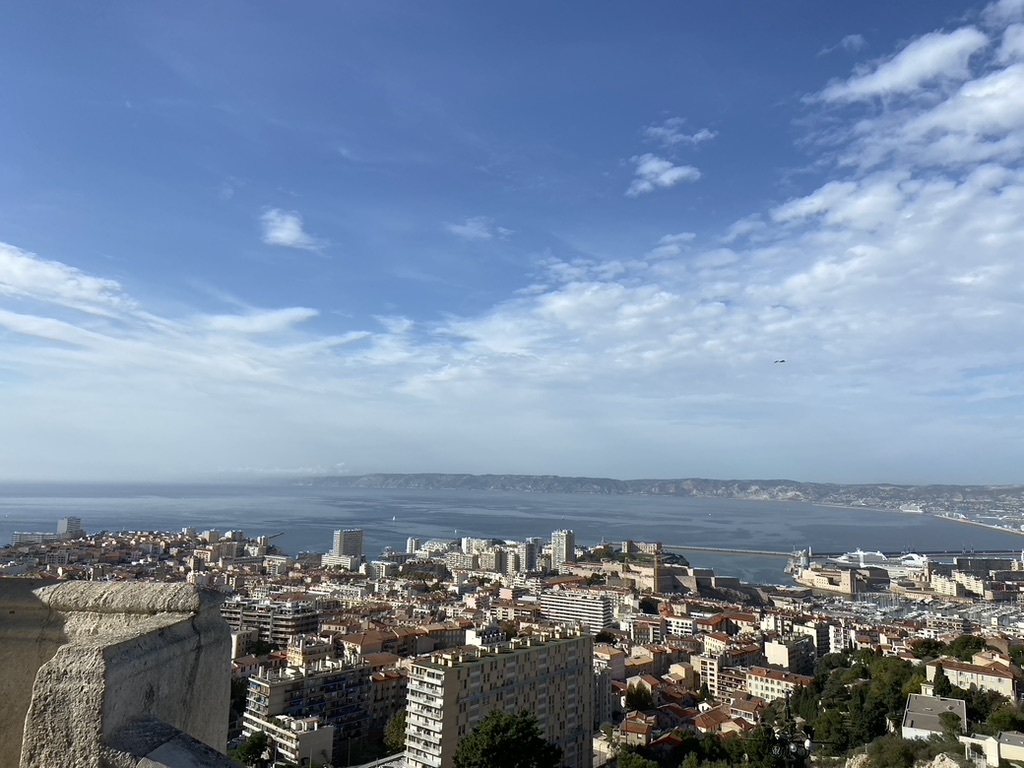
[2,2,1024,484]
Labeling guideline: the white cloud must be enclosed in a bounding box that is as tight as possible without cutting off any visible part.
[648,233,696,259]
[997,23,1024,61]
[722,216,767,243]
[7,10,1024,483]
[819,27,989,102]
[444,216,511,241]
[984,0,1024,26]
[260,208,323,251]
[643,118,717,148]
[626,154,700,196]
[820,33,867,56]
[204,307,319,334]
[0,242,126,314]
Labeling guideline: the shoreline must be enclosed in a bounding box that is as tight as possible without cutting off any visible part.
[815,502,1024,537]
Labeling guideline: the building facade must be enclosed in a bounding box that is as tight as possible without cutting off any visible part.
[243,658,371,757]
[405,630,594,768]
[220,597,321,646]
[551,530,577,570]
[333,529,365,559]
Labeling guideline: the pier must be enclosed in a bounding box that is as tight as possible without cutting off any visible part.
[663,545,792,558]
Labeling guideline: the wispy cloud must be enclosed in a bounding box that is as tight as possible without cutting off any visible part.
[626,154,700,197]
[5,1,1024,483]
[984,0,1024,26]
[444,216,512,240]
[643,118,717,148]
[260,208,324,251]
[647,233,696,259]
[0,242,127,314]
[819,33,867,56]
[204,307,319,334]
[818,27,988,102]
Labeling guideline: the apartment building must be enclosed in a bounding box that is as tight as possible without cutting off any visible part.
[405,630,594,768]
[764,635,816,675]
[243,657,371,756]
[221,597,321,646]
[745,667,813,702]
[539,590,614,634]
[551,529,577,570]
[246,715,335,766]
[925,658,1018,698]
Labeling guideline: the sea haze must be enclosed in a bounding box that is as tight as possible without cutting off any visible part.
[2,483,1023,586]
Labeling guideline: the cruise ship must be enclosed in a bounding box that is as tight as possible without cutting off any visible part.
[827,549,929,579]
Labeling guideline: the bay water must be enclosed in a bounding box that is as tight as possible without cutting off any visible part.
[2,483,1023,586]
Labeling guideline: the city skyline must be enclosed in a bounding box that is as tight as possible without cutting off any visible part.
[2,2,1024,484]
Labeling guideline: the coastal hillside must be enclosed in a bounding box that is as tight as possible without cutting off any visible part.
[296,473,1024,511]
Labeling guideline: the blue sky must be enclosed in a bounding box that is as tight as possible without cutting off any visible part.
[2,1,1024,483]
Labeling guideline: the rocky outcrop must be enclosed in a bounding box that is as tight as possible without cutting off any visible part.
[0,580,236,768]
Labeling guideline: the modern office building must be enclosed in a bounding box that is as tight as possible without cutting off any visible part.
[405,629,594,768]
[551,529,576,570]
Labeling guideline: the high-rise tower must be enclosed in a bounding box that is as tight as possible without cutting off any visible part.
[551,529,576,570]
[332,529,364,559]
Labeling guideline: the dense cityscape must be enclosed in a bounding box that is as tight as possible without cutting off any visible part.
[8,511,1024,767]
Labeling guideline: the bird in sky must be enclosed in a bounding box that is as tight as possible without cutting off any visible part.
[774,360,786,364]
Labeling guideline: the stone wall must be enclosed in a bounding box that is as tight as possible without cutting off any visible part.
[0,580,237,768]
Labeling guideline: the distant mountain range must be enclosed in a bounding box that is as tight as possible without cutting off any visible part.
[295,473,1024,510]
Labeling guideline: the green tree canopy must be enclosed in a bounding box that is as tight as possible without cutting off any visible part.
[933,662,953,698]
[939,711,963,738]
[625,683,655,711]
[910,638,946,659]
[617,752,660,768]
[452,711,561,768]
[947,634,989,661]
[232,731,269,766]
[594,629,618,645]
[384,708,407,755]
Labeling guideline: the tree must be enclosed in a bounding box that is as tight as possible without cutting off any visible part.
[947,634,988,661]
[232,731,269,766]
[932,662,953,698]
[813,709,850,755]
[594,629,618,645]
[984,704,1024,734]
[939,711,963,739]
[617,752,660,768]
[910,638,946,659]
[452,711,561,768]
[625,683,655,711]
[384,708,407,754]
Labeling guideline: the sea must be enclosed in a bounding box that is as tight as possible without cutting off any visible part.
[2,482,1024,586]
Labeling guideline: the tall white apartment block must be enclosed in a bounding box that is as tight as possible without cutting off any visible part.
[539,590,614,634]
[332,529,364,559]
[551,529,576,570]
[57,517,83,537]
[406,630,594,768]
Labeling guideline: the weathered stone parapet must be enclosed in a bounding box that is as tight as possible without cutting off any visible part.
[0,580,238,768]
